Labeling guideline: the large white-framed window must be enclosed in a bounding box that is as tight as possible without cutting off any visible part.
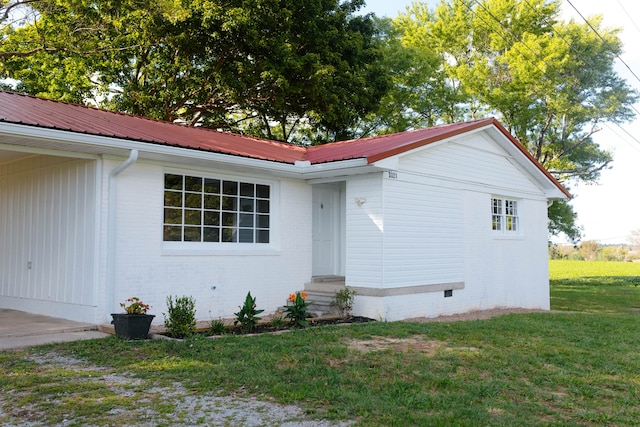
[491,197,519,233]
[163,173,270,244]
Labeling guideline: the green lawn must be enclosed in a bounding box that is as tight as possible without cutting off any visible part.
[2,261,640,426]
[550,259,640,313]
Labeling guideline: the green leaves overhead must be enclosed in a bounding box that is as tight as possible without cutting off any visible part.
[1,0,389,142]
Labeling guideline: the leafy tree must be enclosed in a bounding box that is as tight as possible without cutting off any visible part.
[578,240,599,261]
[374,0,637,240]
[0,0,390,142]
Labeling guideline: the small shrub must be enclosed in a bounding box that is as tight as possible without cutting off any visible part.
[234,292,264,332]
[164,295,196,338]
[209,318,226,335]
[284,291,310,327]
[334,287,356,317]
[269,312,287,329]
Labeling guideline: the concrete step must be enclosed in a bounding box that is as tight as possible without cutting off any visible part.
[304,276,346,293]
[305,290,341,317]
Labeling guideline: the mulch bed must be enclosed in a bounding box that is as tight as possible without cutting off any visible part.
[155,316,375,339]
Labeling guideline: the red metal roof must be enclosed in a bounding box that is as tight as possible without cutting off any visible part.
[0,90,569,197]
[306,119,496,164]
[0,91,307,163]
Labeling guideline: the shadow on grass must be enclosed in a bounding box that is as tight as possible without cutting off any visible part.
[551,275,640,314]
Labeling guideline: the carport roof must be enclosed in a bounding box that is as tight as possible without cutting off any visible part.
[0,90,570,197]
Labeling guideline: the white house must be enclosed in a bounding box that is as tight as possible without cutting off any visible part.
[0,91,570,324]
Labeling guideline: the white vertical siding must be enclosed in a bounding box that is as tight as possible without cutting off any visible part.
[0,155,97,317]
[345,174,384,288]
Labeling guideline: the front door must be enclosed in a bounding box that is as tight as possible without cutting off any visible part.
[312,183,345,276]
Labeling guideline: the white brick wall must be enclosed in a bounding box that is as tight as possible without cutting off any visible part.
[106,161,312,324]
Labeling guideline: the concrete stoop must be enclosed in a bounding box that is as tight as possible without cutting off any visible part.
[303,276,346,318]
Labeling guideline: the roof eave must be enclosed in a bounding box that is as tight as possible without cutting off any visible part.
[0,122,308,178]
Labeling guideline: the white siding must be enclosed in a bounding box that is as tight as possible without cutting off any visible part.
[345,174,384,288]
[0,155,97,320]
[351,132,552,320]
[106,161,312,325]
[401,134,542,195]
[383,177,464,287]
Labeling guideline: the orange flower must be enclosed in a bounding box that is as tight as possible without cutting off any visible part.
[288,293,296,302]
[300,291,308,300]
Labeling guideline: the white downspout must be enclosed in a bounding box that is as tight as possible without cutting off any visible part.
[105,150,138,317]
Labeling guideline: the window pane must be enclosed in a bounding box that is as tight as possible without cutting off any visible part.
[223,181,238,195]
[492,198,502,215]
[164,226,182,241]
[184,209,201,225]
[256,184,270,198]
[204,178,220,194]
[185,193,202,209]
[240,198,254,212]
[164,208,182,224]
[222,227,237,242]
[204,211,220,226]
[222,212,237,226]
[257,214,269,228]
[257,199,270,213]
[164,191,182,207]
[203,227,220,242]
[221,196,237,211]
[204,194,220,209]
[163,174,270,245]
[239,213,254,227]
[185,176,202,192]
[492,215,502,231]
[165,174,183,190]
[184,226,201,242]
[239,228,254,243]
[240,182,254,197]
[256,230,270,243]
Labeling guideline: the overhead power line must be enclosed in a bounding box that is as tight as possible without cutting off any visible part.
[565,0,640,86]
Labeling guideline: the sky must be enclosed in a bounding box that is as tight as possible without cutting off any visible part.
[360,0,640,244]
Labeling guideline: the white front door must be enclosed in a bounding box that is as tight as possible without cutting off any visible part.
[312,184,345,276]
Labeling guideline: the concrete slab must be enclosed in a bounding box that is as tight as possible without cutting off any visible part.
[0,309,110,351]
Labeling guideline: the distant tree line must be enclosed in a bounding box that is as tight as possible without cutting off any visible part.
[550,230,640,261]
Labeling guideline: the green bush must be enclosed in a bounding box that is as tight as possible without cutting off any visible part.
[234,292,264,332]
[164,295,197,338]
[334,287,357,317]
[209,318,226,335]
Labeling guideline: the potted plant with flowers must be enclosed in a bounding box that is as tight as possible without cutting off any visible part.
[111,297,155,339]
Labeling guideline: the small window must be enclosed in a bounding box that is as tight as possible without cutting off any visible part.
[163,174,270,244]
[491,197,519,233]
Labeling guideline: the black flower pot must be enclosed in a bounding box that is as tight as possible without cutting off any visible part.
[111,314,155,340]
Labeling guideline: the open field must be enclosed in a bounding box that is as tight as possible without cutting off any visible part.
[1,260,640,426]
[550,259,640,313]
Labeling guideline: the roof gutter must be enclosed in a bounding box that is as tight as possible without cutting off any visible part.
[106,149,138,316]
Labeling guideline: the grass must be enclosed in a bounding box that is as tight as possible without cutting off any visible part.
[550,259,640,313]
[2,260,640,425]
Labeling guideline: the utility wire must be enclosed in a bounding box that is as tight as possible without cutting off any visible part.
[519,0,640,118]
[565,0,640,86]
[616,0,640,36]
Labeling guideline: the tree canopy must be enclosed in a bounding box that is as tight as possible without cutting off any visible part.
[368,0,637,240]
[0,0,390,142]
